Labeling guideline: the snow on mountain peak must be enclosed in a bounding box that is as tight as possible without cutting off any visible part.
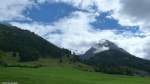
[92,39,111,53]
[82,39,130,60]
[92,39,127,54]
[93,46,109,54]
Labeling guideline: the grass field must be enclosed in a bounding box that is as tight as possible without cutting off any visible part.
[0,66,150,84]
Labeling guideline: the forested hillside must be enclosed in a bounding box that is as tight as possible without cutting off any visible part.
[0,24,71,61]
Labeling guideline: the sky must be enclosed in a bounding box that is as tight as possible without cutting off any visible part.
[1,0,150,59]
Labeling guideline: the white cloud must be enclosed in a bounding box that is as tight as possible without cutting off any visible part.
[49,0,150,33]
[111,0,150,33]
[0,0,36,21]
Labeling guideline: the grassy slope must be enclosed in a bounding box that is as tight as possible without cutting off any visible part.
[0,66,150,84]
[0,53,150,84]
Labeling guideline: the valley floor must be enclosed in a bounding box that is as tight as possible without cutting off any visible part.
[0,66,150,84]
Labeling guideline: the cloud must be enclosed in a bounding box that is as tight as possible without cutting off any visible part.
[111,0,150,33]
[48,0,119,12]
[50,0,150,33]
[0,0,36,21]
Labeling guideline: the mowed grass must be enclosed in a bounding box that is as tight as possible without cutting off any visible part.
[0,66,150,84]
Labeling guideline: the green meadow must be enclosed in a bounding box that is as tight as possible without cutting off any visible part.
[0,66,150,84]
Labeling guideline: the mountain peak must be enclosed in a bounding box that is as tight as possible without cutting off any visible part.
[93,39,123,53]
[92,39,110,54]
[82,39,127,59]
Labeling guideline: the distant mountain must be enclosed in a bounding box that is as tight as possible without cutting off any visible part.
[82,40,127,60]
[82,40,150,76]
[0,24,71,61]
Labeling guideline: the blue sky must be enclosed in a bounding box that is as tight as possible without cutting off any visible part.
[1,0,150,59]
[24,2,80,24]
[21,2,141,35]
[20,2,140,33]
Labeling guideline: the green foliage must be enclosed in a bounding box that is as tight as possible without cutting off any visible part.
[70,54,81,63]
[0,51,20,66]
